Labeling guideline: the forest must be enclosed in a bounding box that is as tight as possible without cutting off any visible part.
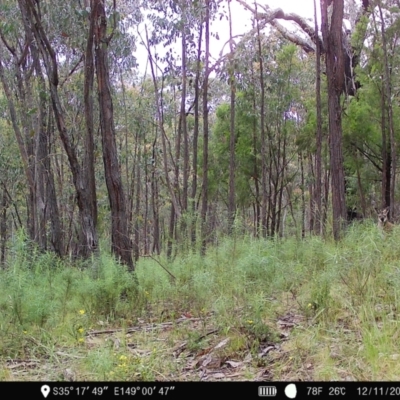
[1,0,400,382]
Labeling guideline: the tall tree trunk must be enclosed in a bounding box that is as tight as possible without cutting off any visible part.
[190,22,202,246]
[276,116,288,237]
[167,208,175,259]
[251,61,260,236]
[228,0,236,233]
[300,153,306,238]
[378,2,396,218]
[32,41,49,251]
[308,155,315,233]
[23,0,98,258]
[1,188,7,267]
[170,81,181,257]
[355,150,367,217]
[133,149,141,261]
[84,0,98,229]
[314,0,323,236]
[93,0,133,270]
[151,167,160,255]
[144,28,181,223]
[46,112,63,256]
[320,0,347,240]
[323,168,330,235]
[200,0,210,255]
[380,78,390,209]
[0,60,36,242]
[371,9,390,210]
[255,3,267,237]
[180,4,189,214]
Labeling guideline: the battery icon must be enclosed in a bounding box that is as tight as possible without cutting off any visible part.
[258,386,277,397]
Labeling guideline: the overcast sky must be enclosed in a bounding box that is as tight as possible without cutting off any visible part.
[218,0,318,56]
[134,0,319,75]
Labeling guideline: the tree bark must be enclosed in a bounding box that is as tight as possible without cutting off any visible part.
[314,0,323,236]
[46,112,63,256]
[378,2,396,218]
[93,0,133,270]
[228,0,236,233]
[255,3,268,237]
[180,3,189,214]
[320,0,347,240]
[200,0,210,255]
[84,0,98,230]
[0,60,36,241]
[32,42,48,251]
[1,188,7,267]
[190,21,202,246]
[22,0,98,258]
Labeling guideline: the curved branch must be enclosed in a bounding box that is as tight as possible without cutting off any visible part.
[271,21,315,53]
[236,0,371,56]
[236,0,372,96]
[236,0,323,52]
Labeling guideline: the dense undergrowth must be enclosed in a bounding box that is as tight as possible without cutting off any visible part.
[1,221,400,381]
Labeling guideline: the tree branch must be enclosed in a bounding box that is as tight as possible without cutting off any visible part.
[271,21,315,53]
[236,0,323,52]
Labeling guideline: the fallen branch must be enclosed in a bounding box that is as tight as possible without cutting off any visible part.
[87,316,206,336]
[140,254,176,282]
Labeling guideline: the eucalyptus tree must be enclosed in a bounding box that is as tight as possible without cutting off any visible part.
[2,0,140,267]
[200,0,211,254]
[313,0,323,235]
[13,0,100,258]
[0,0,64,253]
[213,30,310,238]
[343,0,400,215]
[91,0,134,270]
[236,0,372,239]
[115,76,161,257]
[142,0,216,254]
[320,0,347,240]
[0,99,24,264]
[190,17,203,246]
[375,1,398,218]
[254,2,268,236]
[227,0,236,233]
[143,28,183,258]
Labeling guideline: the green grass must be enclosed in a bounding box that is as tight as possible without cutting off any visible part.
[1,221,400,380]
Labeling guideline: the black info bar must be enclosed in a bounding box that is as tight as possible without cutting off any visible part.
[2,382,400,399]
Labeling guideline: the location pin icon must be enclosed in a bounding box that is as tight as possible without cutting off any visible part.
[41,385,51,398]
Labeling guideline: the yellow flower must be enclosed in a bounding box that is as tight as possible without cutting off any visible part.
[78,338,84,343]
[79,309,85,315]
[23,330,27,334]
[119,355,127,361]
[77,328,84,334]
[308,303,312,308]
[247,320,254,324]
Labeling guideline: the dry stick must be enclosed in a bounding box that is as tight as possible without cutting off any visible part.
[60,55,83,87]
[87,317,207,336]
[196,328,219,342]
[140,254,176,282]
[173,329,220,357]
